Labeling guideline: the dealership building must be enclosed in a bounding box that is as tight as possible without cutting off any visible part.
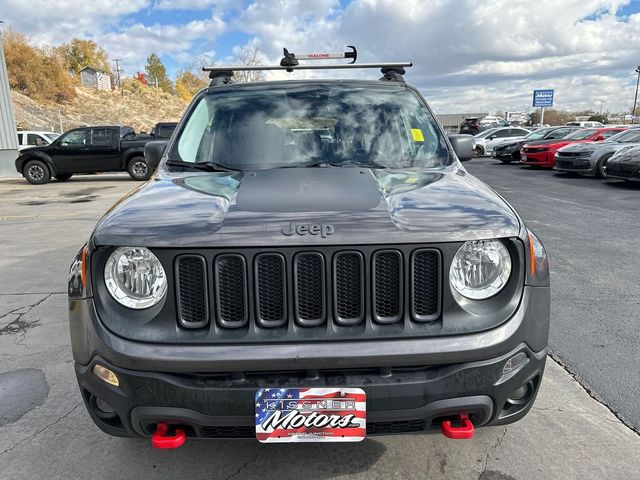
[0,29,19,177]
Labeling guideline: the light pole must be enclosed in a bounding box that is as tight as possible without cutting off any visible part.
[632,66,640,124]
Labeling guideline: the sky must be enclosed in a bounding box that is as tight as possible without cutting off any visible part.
[2,0,640,114]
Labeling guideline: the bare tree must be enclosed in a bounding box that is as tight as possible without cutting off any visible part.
[234,45,266,83]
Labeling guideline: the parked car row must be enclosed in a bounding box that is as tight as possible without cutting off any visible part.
[15,122,177,184]
[480,124,640,183]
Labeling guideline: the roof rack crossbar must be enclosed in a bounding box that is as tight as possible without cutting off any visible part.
[203,62,412,72]
[202,46,412,84]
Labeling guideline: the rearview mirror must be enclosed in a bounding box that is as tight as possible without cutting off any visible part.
[145,140,169,170]
[448,134,474,161]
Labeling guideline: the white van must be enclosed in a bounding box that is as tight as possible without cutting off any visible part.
[565,121,603,128]
[17,131,60,150]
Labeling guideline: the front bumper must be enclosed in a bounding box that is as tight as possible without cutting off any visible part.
[520,152,554,167]
[76,344,546,439]
[70,286,549,438]
[554,156,595,173]
[607,162,640,181]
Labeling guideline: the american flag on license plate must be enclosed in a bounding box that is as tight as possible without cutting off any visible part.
[255,388,366,443]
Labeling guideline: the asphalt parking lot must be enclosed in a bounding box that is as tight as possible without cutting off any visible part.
[1,168,639,480]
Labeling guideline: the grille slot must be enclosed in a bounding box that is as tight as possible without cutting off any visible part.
[214,254,248,328]
[175,255,209,328]
[411,249,441,321]
[294,253,326,326]
[334,251,365,325]
[255,253,287,327]
[372,250,403,323]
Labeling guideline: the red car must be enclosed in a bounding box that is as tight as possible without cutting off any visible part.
[520,127,626,168]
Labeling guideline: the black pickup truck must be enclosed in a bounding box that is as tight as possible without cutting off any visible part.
[15,123,176,184]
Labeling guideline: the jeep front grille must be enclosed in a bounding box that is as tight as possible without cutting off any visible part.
[214,254,248,328]
[175,255,209,328]
[174,246,442,338]
[255,253,287,327]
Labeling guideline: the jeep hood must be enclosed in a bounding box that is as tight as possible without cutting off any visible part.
[91,166,520,247]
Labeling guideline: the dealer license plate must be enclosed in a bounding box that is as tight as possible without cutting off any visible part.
[255,388,366,443]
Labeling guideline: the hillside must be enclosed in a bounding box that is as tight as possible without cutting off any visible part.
[11,85,188,134]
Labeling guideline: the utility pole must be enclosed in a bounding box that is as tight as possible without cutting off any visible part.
[114,59,123,95]
[632,66,640,125]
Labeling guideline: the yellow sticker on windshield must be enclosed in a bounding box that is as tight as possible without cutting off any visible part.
[411,128,425,142]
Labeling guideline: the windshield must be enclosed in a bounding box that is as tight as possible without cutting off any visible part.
[169,85,449,170]
[607,130,640,143]
[524,128,552,140]
[564,129,596,140]
[44,133,60,141]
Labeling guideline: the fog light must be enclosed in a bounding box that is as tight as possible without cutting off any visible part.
[96,397,116,414]
[502,352,528,375]
[508,384,528,401]
[93,364,119,387]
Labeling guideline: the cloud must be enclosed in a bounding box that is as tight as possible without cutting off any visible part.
[2,0,640,112]
[237,0,640,112]
[0,0,150,45]
[94,17,226,72]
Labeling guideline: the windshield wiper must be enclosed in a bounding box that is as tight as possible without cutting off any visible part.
[302,160,390,169]
[165,160,240,172]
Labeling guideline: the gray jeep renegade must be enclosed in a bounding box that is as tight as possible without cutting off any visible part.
[68,49,549,446]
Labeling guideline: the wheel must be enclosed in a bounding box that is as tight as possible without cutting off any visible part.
[55,173,73,181]
[23,159,51,185]
[127,157,151,181]
[595,154,612,178]
[473,146,484,158]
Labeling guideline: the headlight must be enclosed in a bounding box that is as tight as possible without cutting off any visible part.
[104,247,167,309]
[450,240,512,300]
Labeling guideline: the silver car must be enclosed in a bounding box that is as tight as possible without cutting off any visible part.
[554,129,640,177]
[473,127,531,157]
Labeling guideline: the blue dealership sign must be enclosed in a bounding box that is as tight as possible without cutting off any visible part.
[533,89,554,107]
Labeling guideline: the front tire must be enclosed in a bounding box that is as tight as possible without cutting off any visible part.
[473,146,484,158]
[596,154,612,178]
[23,159,51,185]
[55,173,73,181]
[127,157,151,181]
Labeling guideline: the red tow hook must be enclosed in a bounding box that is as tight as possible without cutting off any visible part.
[440,413,475,439]
[152,422,186,449]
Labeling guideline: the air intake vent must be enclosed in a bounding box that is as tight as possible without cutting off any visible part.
[411,249,441,321]
[255,253,287,327]
[294,252,325,326]
[214,254,248,328]
[175,255,209,328]
[334,251,364,325]
[372,250,403,323]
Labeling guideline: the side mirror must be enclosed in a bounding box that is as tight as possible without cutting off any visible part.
[593,135,605,142]
[145,140,169,170]
[448,134,474,161]
[488,135,496,140]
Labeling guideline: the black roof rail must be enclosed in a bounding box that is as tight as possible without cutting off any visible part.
[203,46,412,86]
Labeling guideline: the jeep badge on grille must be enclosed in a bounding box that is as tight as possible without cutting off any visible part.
[282,222,334,238]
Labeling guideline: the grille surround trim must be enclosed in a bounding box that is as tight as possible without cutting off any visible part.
[214,254,249,329]
[175,254,210,329]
